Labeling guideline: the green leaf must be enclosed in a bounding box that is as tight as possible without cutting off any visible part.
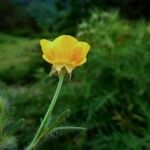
[0,97,4,116]
[34,108,71,144]
[51,126,87,133]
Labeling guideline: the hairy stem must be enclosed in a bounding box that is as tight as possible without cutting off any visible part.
[26,74,64,150]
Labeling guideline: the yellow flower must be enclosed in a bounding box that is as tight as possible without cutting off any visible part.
[40,35,90,74]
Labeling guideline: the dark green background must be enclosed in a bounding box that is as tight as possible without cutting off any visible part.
[0,0,150,150]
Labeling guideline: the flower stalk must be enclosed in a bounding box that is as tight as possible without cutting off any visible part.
[26,35,90,150]
[26,74,64,150]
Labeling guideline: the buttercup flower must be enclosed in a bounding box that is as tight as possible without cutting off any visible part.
[40,35,90,74]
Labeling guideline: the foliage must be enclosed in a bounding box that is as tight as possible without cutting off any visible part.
[0,11,150,149]
[0,0,150,36]
[0,33,41,83]
[0,96,17,150]
[25,0,58,32]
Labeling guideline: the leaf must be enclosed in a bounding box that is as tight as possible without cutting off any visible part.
[50,108,71,128]
[34,108,71,144]
[51,126,87,133]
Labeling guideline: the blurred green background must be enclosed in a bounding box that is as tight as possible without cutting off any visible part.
[0,0,150,150]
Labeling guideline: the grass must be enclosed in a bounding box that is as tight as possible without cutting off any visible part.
[0,33,41,83]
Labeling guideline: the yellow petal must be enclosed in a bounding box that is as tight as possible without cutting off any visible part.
[71,41,90,66]
[65,65,74,73]
[77,58,87,66]
[40,35,91,74]
[53,64,64,72]
[40,39,55,62]
[42,55,52,63]
[53,35,78,60]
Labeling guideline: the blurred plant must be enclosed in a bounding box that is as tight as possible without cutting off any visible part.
[76,10,150,150]
[77,10,131,49]
[25,0,58,33]
[0,33,41,84]
[0,96,17,150]
[26,35,90,150]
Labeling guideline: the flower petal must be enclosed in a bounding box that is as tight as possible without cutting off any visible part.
[53,64,64,72]
[77,58,87,66]
[53,35,78,60]
[40,35,90,75]
[65,65,74,73]
[42,55,52,64]
[71,41,90,66]
[40,39,55,62]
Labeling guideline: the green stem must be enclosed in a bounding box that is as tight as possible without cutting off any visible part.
[26,74,64,150]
